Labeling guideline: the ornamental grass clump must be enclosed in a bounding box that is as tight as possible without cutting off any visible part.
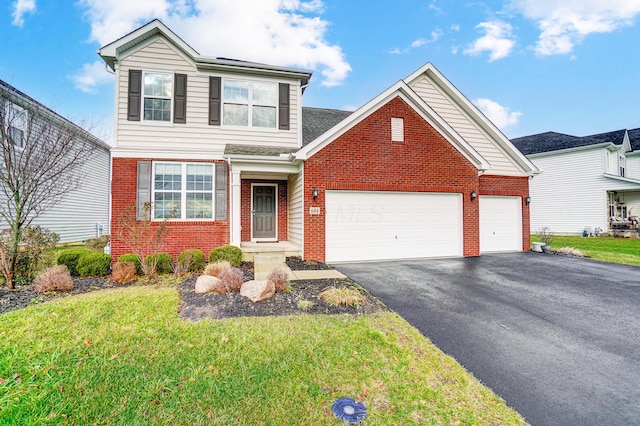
[218,267,244,292]
[267,267,289,292]
[204,260,231,277]
[556,247,585,257]
[319,286,365,307]
[111,261,137,284]
[32,265,73,294]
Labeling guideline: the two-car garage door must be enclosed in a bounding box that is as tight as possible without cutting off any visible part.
[325,191,463,263]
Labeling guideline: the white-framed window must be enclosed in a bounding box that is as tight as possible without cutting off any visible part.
[153,162,214,220]
[4,103,26,148]
[618,153,626,177]
[222,79,277,128]
[143,72,173,122]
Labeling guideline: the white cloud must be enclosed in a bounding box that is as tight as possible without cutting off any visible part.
[76,0,351,88]
[69,61,115,94]
[391,28,443,54]
[12,0,36,27]
[474,98,522,129]
[464,20,515,61]
[510,0,640,55]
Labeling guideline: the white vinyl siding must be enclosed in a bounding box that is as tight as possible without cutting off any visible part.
[114,37,300,157]
[325,191,463,262]
[528,148,640,234]
[409,75,521,176]
[627,155,640,180]
[287,168,304,250]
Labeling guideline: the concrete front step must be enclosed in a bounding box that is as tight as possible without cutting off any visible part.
[240,241,300,262]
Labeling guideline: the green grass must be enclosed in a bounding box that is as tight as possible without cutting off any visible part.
[0,285,525,425]
[540,235,640,266]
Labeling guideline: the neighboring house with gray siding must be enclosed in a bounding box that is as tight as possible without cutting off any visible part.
[512,129,640,235]
[0,79,111,243]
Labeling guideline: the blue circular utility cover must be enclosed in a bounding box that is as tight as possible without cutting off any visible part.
[332,397,367,423]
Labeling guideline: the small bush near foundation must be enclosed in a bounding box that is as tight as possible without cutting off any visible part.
[177,249,205,273]
[112,261,137,283]
[204,260,231,277]
[319,286,365,307]
[218,267,244,292]
[118,254,143,275]
[268,267,290,292]
[85,235,110,252]
[145,253,174,275]
[209,245,242,267]
[77,253,112,277]
[297,300,314,312]
[56,248,92,276]
[32,265,73,294]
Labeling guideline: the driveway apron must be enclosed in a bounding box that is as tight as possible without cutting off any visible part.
[335,253,640,426]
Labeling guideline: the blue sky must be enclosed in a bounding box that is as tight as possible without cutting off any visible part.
[2,0,640,143]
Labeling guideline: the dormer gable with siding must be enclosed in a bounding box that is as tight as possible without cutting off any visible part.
[405,63,537,177]
[99,19,312,160]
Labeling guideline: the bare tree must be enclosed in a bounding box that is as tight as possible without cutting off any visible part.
[0,83,98,288]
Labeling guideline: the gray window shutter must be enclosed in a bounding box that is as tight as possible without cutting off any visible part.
[128,70,142,121]
[215,163,227,220]
[278,83,290,130]
[173,73,187,124]
[136,161,151,219]
[209,76,221,126]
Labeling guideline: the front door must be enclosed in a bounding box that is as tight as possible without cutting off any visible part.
[252,185,277,240]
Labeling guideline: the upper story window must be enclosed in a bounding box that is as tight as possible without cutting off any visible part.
[4,103,26,149]
[222,79,277,128]
[618,153,626,177]
[143,72,173,122]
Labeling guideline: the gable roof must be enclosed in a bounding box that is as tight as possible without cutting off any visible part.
[98,19,312,86]
[296,80,491,171]
[512,128,640,156]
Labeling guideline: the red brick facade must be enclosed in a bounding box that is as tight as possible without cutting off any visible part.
[479,174,531,251]
[303,96,483,261]
[240,179,288,242]
[110,157,230,261]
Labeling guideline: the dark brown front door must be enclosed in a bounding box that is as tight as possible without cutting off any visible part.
[253,185,277,240]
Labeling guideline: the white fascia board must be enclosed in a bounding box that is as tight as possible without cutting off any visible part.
[405,62,539,176]
[603,173,640,186]
[527,142,612,159]
[110,148,225,160]
[296,81,490,171]
[228,159,300,175]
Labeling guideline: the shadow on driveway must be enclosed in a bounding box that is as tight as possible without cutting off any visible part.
[335,252,640,426]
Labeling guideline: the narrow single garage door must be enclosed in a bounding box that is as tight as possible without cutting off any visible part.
[325,191,463,262]
[479,196,522,252]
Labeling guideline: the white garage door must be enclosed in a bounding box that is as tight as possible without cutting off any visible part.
[480,196,522,253]
[325,191,463,262]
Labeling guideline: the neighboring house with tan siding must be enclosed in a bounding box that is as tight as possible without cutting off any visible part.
[100,20,538,263]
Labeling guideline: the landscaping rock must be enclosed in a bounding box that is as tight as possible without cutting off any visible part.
[195,275,223,294]
[240,279,275,302]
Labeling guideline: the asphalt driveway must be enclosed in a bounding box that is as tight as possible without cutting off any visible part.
[334,253,640,426]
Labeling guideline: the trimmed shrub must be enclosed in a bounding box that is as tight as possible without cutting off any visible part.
[177,248,205,273]
[145,252,174,275]
[111,261,137,283]
[267,267,290,292]
[218,267,244,292]
[56,247,92,276]
[204,260,231,277]
[209,245,242,267]
[118,254,143,275]
[32,265,73,294]
[77,253,112,277]
[85,235,110,252]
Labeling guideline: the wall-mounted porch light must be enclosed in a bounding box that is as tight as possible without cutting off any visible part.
[470,190,477,202]
[525,196,531,206]
[312,187,319,201]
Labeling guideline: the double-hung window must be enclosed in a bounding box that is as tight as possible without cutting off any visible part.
[222,80,277,128]
[153,162,214,220]
[143,72,173,122]
[5,103,26,148]
[618,153,626,177]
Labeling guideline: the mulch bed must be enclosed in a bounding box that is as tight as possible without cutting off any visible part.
[1,258,388,320]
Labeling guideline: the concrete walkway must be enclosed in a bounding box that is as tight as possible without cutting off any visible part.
[253,253,346,281]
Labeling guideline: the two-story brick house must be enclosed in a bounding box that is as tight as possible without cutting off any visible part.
[99,20,538,263]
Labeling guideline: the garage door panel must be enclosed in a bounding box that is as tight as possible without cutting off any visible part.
[480,196,522,253]
[325,191,462,262]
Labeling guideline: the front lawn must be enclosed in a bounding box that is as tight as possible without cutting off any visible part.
[543,235,640,266]
[0,285,525,425]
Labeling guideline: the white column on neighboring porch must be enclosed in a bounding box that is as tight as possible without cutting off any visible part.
[230,168,242,247]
